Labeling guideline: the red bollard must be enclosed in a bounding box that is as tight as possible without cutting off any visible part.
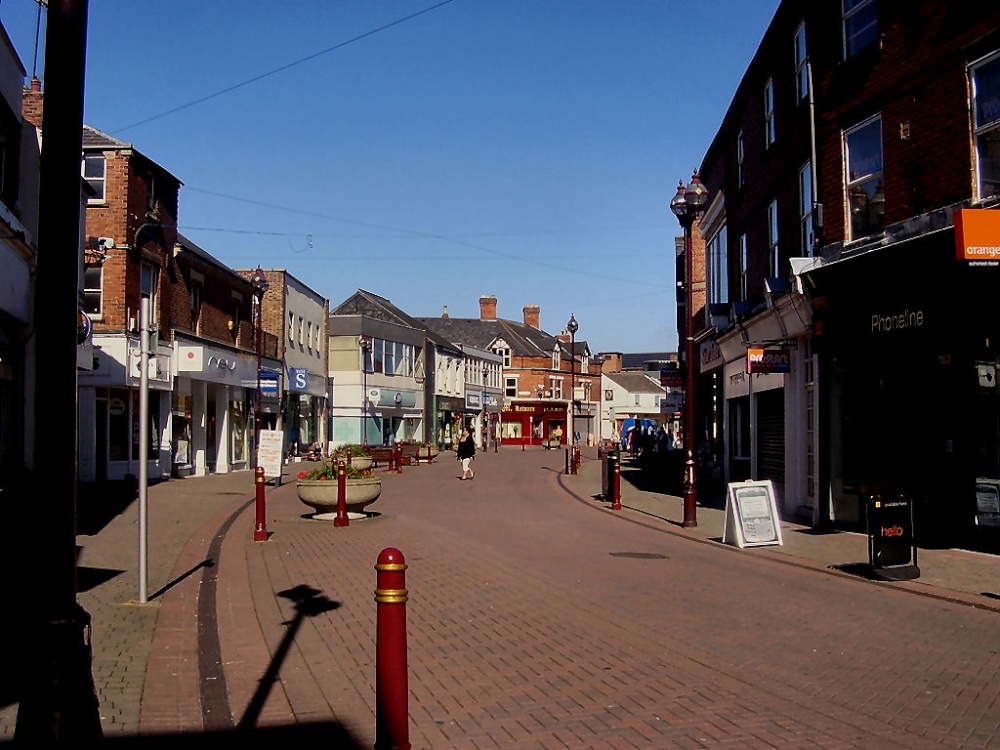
[253,466,269,541]
[395,445,403,474]
[374,548,410,750]
[611,455,622,510]
[334,459,349,527]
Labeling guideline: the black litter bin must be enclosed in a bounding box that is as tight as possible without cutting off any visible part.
[602,450,619,499]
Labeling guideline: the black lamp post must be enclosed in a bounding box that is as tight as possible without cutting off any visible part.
[567,313,578,445]
[251,265,270,542]
[670,170,709,528]
[359,334,372,446]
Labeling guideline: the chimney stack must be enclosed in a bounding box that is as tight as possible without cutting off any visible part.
[480,295,497,320]
[523,304,540,329]
[442,305,449,319]
[22,77,43,127]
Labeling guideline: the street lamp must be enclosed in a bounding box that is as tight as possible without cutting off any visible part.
[670,170,709,528]
[251,265,270,542]
[359,334,372,446]
[566,313,578,446]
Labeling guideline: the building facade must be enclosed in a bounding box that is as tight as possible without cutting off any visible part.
[692,0,1000,545]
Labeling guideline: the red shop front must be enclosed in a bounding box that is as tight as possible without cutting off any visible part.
[500,401,567,446]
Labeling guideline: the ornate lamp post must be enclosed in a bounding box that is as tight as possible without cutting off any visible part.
[566,313,578,445]
[359,334,372,446]
[670,170,709,528]
[251,265,270,542]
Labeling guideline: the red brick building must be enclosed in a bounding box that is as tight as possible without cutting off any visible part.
[692,0,1000,545]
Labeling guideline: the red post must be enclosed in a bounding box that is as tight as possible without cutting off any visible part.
[395,445,403,474]
[334,459,349,527]
[253,466,269,541]
[611,455,622,510]
[375,548,410,750]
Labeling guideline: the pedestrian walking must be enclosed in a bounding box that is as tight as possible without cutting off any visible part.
[456,428,476,480]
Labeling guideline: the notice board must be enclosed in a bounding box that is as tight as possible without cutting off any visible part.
[723,480,783,548]
[257,429,284,479]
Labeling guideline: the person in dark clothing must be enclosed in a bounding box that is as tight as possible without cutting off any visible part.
[456,428,476,480]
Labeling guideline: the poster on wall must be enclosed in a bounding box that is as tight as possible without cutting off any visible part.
[723,480,783,548]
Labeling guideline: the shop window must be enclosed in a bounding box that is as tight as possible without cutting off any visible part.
[231,400,247,463]
[972,50,1000,199]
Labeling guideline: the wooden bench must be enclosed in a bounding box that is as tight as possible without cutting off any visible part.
[367,447,396,468]
[400,444,437,464]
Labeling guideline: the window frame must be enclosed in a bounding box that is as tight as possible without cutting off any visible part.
[799,161,815,256]
[83,264,103,317]
[843,0,877,60]
[971,50,1000,200]
[764,78,776,148]
[83,153,106,203]
[794,21,809,102]
[767,199,780,278]
[738,234,748,301]
[706,225,728,305]
[844,114,884,241]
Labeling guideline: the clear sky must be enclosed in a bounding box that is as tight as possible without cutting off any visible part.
[2,0,776,355]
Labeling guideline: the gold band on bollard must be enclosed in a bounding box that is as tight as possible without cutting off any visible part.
[374,587,408,604]
[375,562,408,572]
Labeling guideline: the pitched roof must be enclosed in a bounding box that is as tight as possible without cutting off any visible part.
[605,372,665,393]
[331,289,459,352]
[83,124,183,184]
[416,315,565,359]
[621,352,677,370]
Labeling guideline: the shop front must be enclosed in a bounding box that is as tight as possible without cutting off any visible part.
[370,387,422,445]
[79,333,174,483]
[284,366,326,456]
[175,338,277,476]
[501,401,568,447]
[435,396,465,449]
[806,218,1000,546]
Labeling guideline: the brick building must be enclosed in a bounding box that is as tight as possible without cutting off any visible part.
[691,0,1000,545]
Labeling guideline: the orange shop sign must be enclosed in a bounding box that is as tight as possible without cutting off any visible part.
[955,209,1000,265]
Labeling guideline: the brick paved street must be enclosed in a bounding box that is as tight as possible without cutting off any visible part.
[3,447,1000,748]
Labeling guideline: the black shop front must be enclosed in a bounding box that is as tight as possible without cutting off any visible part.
[805,218,1000,548]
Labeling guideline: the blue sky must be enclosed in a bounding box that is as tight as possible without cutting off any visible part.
[2,0,776,354]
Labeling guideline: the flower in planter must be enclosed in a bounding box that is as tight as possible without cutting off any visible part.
[296,461,371,481]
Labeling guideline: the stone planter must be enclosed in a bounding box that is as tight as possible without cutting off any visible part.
[296,477,382,518]
[336,456,373,472]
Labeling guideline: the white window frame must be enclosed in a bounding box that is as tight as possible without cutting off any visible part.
[799,161,815,256]
[794,21,808,102]
[844,114,883,241]
[764,78,776,148]
[505,376,517,398]
[971,50,1000,200]
[83,154,106,203]
[83,264,103,317]
[768,199,780,278]
[739,234,748,301]
[843,0,877,60]
[707,225,728,305]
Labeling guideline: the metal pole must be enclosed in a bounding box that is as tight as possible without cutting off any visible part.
[253,287,268,542]
[682,218,699,528]
[138,298,149,603]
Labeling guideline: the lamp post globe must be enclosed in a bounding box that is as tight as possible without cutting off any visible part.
[566,313,579,446]
[671,170,709,529]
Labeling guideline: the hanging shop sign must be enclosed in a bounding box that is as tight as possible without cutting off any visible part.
[747,347,790,374]
[954,208,1000,266]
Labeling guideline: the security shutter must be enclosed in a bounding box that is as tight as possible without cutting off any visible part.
[757,388,785,484]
